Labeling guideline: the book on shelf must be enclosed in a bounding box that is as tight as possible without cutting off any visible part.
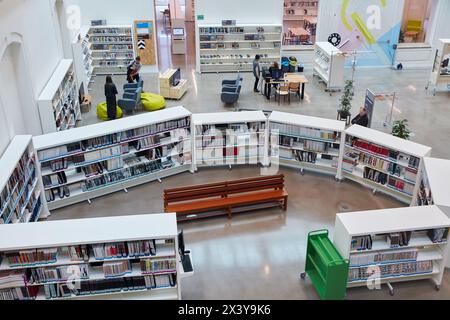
[102,260,132,278]
[387,231,412,248]
[348,260,434,282]
[350,235,373,251]
[271,123,337,141]
[28,264,89,284]
[349,248,418,266]
[5,248,58,266]
[428,228,448,243]
[140,258,177,274]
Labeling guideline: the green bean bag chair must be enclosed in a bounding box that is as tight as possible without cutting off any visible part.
[141,93,166,112]
[96,102,123,121]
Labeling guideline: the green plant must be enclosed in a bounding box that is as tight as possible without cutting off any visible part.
[392,119,411,140]
[338,80,354,116]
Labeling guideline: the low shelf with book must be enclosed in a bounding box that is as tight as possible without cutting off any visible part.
[333,206,450,292]
[32,107,193,211]
[0,136,48,226]
[192,111,268,170]
[0,213,181,300]
[268,111,346,179]
[196,24,282,73]
[88,25,135,75]
[417,157,450,268]
[38,59,82,134]
[342,125,432,205]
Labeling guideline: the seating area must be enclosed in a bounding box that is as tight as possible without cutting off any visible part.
[221,73,243,105]
[163,174,288,222]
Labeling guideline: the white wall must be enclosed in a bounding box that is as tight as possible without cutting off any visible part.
[76,0,156,25]
[195,0,283,25]
[0,0,64,155]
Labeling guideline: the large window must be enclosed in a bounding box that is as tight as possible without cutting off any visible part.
[399,0,437,44]
[283,0,318,47]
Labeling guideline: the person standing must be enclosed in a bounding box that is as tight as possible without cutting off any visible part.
[351,107,369,127]
[253,55,261,93]
[127,56,142,83]
[105,75,118,120]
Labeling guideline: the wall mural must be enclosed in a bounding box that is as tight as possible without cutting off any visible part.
[336,0,401,67]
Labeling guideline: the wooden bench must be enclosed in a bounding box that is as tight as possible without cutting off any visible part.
[164,175,288,222]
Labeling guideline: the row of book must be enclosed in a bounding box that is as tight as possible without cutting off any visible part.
[348,260,434,282]
[91,36,132,43]
[197,135,262,149]
[91,241,158,260]
[363,167,388,185]
[37,117,191,161]
[350,139,421,170]
[387,232,413,248]
[103,260,131,277]
[387,177,415,196]
[1,169,37,225]
[199,27,245,34]
[136,129,189,151]
[196,146,261,160]
[91,28,132,35]
[92,44,133,51]
[45,185,72,203]
[428,228,447,243]
[141,259,177,274]
[42,274,177,299]
[196,123,265,136]
[5,248,58,266]
[0,151,32,210]
[357,153,418,182]
[417,179,433,206]
[0,287,36,300]
[349,249,418,266]
[271,123,336,141]
[28,264,89,284]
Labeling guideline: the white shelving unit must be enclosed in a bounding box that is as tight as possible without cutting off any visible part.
[427,39,450,95]
[0,213,181,300]
[334,206,450,291]
[193,111,268,170]
[268,111,346,179]
[313,42,345,91]
[343,125,432,205]
[196,24,282,73]
[88,25,135,75]
[283,0,319,20]
[0,136,48,225]
[418,157,450,267]
[38,59,82,134]
[32,107,193,211]
[72,26,94,94]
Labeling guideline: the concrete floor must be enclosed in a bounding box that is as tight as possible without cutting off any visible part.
[63,16,450,299]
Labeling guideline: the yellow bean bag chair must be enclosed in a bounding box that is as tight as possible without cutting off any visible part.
[96,102,123,121]
[141,93,166,112]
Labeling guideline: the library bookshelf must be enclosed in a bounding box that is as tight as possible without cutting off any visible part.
[0,213,181,300]
[32,106,193,211]
[313,42,345,91]
[0,136,48,226]
[333,206,450,292]
[192,111,268,171]
[342,125,432,205]
[268,111,346,179]
[72,26,94,94]
[418,157,450,267]
[88,25,135,76]
[196,24,282,73]
[38,59,82,134]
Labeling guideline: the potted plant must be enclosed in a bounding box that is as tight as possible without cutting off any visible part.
[337,80,354,123]
[392,119,411,140]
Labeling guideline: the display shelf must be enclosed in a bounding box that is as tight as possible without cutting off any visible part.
[333,206,450,290]
[0,136,48,225]
[32,107,193,211]
[427,39,450,94]
[196,24,282,73]
[193,111,268,169]
[268,111,346,179]
[88,25,135,75]
[343,125,432,205]
[0,213,182,300]
[38,59,82,134]
[313,42,345,91]
[71,26,94,94]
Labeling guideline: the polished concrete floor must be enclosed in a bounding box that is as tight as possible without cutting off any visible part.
[69,18,450,300]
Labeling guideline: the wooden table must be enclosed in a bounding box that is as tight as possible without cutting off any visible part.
[289,27,309,37]
[264,73,309,100]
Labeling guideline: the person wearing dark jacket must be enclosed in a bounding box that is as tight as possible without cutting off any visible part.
[252,55,261,92]
[351,107,369,127]
[105,75,118,120]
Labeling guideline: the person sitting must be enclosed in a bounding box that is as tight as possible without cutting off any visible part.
[269,62,283,80]
[127,56,142,83]
[351,107,369,127]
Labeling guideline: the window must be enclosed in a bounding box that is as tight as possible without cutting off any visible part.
[399,0,437,44]
[283,0,319,47]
